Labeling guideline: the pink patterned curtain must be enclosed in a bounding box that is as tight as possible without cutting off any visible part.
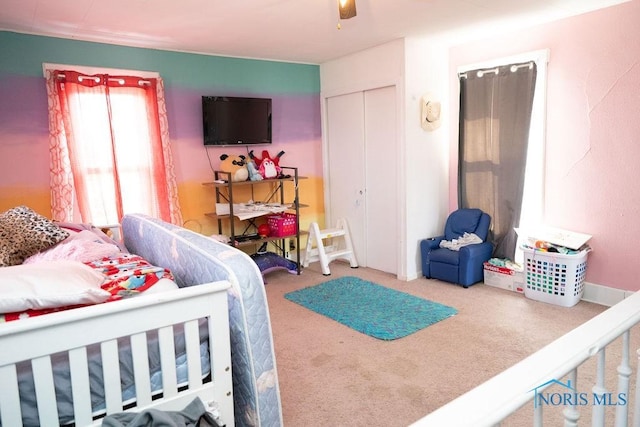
[45,70,183,226]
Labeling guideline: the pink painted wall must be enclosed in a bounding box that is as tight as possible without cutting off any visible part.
[449,0,640,291]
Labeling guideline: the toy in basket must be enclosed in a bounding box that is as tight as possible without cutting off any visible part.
[522,245,591,307]
[267,213,297,237]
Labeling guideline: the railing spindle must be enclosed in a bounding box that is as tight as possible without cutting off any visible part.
[534,397,543,427]
[615,332,631,427]
[592,349,607,427]
[563,369,580,427]
[633,348,640,427]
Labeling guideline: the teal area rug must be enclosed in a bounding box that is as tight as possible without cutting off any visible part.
[284,276,457,340]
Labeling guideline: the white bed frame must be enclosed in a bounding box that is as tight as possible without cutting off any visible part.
[0,280,234,427]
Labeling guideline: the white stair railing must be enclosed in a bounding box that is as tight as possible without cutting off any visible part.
[411,291,640,427]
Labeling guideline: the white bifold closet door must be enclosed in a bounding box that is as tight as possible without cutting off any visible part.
[325,85,397,275]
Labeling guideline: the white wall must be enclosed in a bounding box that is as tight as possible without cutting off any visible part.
[403,37,451,280]
[320,37,451,280]
[320,39,404,97]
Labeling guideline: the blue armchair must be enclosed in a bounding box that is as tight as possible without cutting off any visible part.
[420,208,493,288]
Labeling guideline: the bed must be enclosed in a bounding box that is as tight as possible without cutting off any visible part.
[0,208,283,426]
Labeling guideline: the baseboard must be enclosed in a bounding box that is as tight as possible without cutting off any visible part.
[478,279,631,308]
[371,270,630,307]
[581,281,632,307]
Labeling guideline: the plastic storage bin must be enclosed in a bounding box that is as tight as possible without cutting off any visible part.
[522,246,589,307]
[267,213,297,237]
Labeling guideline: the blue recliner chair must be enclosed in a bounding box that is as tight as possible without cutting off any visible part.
[420,208,493,288]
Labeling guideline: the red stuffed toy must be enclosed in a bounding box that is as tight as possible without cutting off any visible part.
[249,150,285,179]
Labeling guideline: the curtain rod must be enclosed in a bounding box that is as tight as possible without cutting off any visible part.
[458,61,533,79]
[56,73,151,86]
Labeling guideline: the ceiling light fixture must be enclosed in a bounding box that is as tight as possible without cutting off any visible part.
[338,0,357,20]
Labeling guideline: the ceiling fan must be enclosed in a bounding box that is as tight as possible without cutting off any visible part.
[336,0,356,29]
[338,0,357,19]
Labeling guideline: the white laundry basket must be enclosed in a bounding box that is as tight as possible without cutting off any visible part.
[522,246,590,307]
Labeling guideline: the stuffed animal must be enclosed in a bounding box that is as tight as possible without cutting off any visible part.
[219,154,249,182]
[248,150,285,179]
[259,157,280,179]
[246,158,263,181]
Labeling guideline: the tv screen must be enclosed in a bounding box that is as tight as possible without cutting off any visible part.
[202,96,272,146]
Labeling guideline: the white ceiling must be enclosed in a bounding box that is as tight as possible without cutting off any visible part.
[0,0,629,64]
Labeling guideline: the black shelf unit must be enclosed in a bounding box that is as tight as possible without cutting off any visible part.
[203,166,305,274]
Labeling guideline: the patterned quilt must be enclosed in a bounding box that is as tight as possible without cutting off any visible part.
[85,253,173,301]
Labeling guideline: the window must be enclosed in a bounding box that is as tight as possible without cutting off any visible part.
[44,64,182,226]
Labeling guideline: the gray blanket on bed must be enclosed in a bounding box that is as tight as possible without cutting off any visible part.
[101,398,222,427]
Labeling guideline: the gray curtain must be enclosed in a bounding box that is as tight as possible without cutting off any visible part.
[458,62,537,259]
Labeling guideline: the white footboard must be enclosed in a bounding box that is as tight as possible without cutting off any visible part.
[0,281,234,427]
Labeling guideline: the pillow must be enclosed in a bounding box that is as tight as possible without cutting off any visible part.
[0,260,109,313]
[0,206,70,267]
[57,222,127,251]
[23,232,121,264]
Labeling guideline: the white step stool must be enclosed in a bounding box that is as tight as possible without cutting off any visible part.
[302,218,358,275]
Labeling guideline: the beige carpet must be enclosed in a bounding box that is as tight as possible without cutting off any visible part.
[264,261,610,426]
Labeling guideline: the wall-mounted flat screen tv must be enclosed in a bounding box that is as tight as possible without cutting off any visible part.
[202,96,272,146]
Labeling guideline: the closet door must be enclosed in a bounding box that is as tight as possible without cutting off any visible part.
[363,86,397,275]
[325,86,397,275]
[326,92,366,265]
